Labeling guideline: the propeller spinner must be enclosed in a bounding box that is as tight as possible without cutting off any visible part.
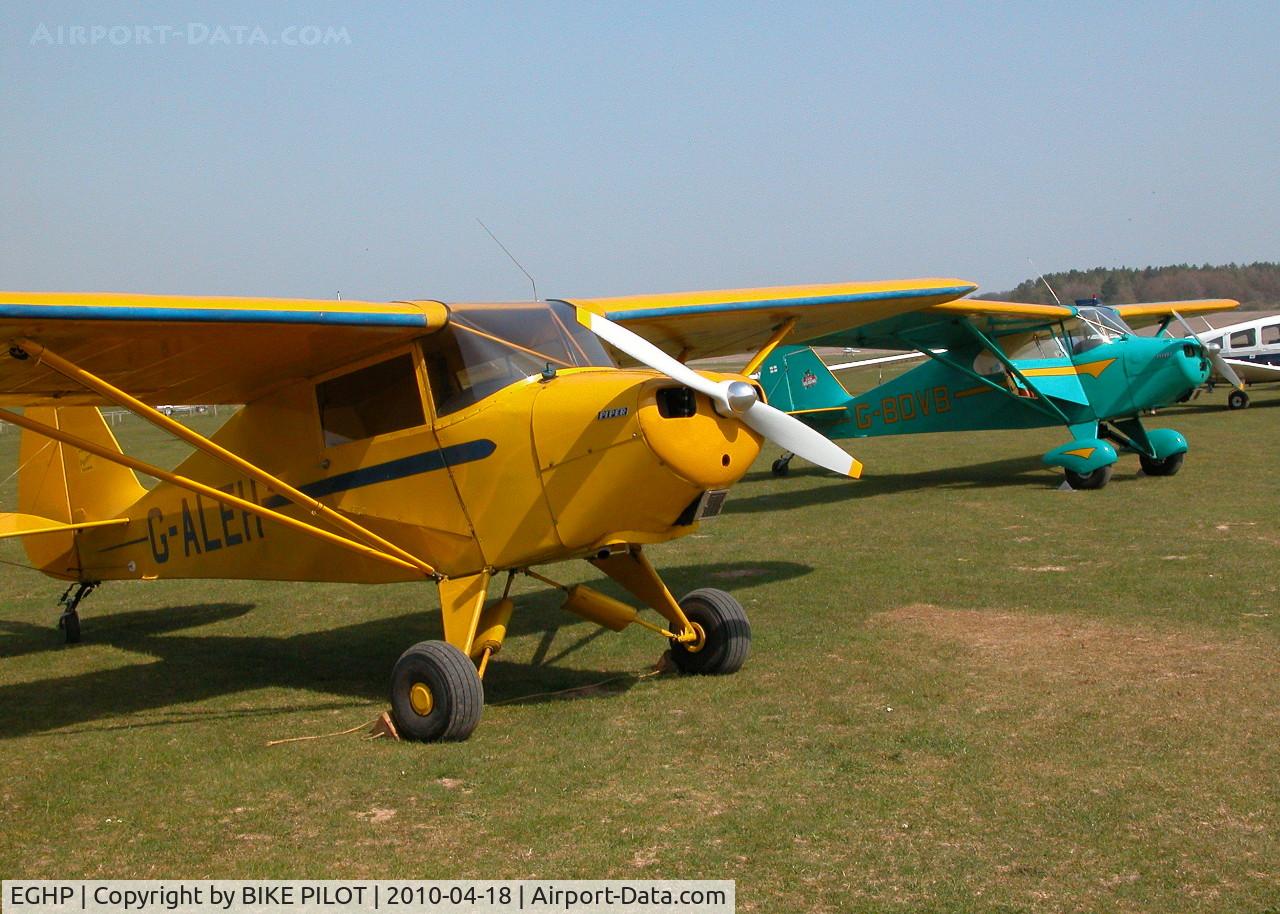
[1170,309,1244,392]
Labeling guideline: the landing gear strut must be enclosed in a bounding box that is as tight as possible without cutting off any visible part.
[771,453,794,476]
[56,582,97,644]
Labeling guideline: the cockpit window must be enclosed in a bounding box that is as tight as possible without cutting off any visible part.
[1069,306,1133,354]
[1229,328,1256,349]
[1007,331,1069,361]
[421,299,615,417]
[317,354,426,447]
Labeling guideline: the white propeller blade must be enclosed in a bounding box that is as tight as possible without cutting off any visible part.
[1171,310,1244,391]
[579,308,862,478]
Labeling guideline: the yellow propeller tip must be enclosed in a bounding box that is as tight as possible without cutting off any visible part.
[847,458,863,479]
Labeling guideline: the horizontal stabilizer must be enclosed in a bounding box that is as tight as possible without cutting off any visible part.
[0,513,130,541]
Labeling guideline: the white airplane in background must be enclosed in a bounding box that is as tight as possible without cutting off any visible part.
[1198,313,1280,409]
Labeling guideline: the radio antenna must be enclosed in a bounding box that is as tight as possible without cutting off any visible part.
[477,218,538,300]
[1028,258,1063,306]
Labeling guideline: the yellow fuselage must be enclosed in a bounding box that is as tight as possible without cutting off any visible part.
[64,368,761,583]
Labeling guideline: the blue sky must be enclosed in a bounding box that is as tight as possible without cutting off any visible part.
[2,1,1276,301]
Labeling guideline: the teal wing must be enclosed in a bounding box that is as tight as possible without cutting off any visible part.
[808,299,1076,351]
[759,297,1093,441]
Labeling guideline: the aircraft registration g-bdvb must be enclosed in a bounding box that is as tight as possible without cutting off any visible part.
[0,275,1104,741]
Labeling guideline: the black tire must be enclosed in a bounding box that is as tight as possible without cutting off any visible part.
[1228,389,1250,410]
[389,640,483,742]
[61,611,80,644]
[669,589,750,675]
[1063,464,1113,490]
[771,458,790,477]
[1139,452,1184,477]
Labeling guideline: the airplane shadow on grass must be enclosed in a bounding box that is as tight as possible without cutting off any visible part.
[730,454,1064,514]
[1160,392,1280,416]
[0,560,809,738]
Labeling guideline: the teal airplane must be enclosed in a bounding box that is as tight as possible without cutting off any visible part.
[759,296,1238,489]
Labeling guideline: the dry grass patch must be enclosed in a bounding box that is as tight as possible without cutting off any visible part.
[869,604,1280,911]
[877,603,1279,702]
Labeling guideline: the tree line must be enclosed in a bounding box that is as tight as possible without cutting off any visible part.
[990,262,1280,310]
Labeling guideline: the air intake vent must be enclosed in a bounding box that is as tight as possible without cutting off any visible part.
[656,387,697,418]
[675,489,730,526]
[699,489,728,519]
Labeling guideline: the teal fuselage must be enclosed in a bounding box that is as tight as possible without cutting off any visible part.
[761,329,1210,478]
[781,336,1206,438]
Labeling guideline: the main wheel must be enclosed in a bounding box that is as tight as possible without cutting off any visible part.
[1063,464,1113,490]
[1228,389,1250,410]
[389,641,483,742]
[669,589,750,675]
[771,458,790,477]
[1139,452,1184,477]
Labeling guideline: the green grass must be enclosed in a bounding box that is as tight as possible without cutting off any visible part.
[1,383,1278,913]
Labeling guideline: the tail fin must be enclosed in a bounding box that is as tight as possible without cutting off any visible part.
[14,407,146,575]
[758,345,851,413]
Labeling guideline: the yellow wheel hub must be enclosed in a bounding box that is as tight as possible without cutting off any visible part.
[408,681,434,716]
[684,621,707,653]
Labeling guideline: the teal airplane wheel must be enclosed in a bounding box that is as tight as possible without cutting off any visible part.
[669,589,751,675]
[1139,452,1184,477]
[1064,465,1113,491]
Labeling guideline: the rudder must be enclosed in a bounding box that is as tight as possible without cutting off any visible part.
[16,407,147,576]
[758,345,852,414]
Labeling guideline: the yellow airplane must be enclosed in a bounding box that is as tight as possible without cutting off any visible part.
[0,278,976,740]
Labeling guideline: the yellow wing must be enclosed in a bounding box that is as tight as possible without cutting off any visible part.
[1110,299,1239,331]
[0,279,983,404]
[565,278,978,361]
[0,291,447,405]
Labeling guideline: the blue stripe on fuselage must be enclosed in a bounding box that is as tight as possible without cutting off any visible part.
[1235,352,1280,366]
[261,439,495,509]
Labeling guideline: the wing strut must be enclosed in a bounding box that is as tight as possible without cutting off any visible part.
[0,406,430,577]
[13,339,438,579]
[951,320,1073,425]
[743,317,798,376]
[888,333,1070,424]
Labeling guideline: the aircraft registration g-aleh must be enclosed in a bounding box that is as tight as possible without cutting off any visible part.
[0,277,977,741]
[760,296,1238,489]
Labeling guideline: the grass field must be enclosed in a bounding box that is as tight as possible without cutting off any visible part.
[1,374,1278,913]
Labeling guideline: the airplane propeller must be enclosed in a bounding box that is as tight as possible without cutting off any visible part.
[578,308,863,478]
[1170,310,1245,393]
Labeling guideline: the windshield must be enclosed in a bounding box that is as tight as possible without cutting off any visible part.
[1069,306,1133,354]
[422,300,614,416]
